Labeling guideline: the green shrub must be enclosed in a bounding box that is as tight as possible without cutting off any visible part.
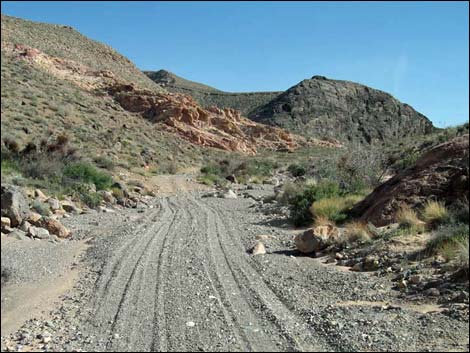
[288,163,307,177]
[63,162,113,190]
[289,187,317,226]
[1,158,20,175]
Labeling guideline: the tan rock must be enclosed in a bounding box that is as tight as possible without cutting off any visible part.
[252,241,266,255]
[295,225,340,254]
[34,189,48,201]
[1,217,11,230]
[47,198,61,211]
[40,217,70,238]
[27,212,42,225]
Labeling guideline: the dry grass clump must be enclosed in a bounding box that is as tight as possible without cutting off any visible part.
[421,200,450,227]
[456,238,469,269]
[342,221,372,244]
[313,215,335,228]
[396,205,425,233]
[310,194,364,223]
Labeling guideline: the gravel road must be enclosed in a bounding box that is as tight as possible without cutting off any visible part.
[1,189,468,352]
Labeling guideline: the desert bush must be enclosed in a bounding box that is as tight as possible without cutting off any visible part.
[312,145,386,194]
[63,162,113,190]
[396,205,424,232]
[426,223,469,261]
[70,184,103,208]
[287,163,307,177]
[94,155,115,170]
[421,200,450,227]
[110,187,124,200]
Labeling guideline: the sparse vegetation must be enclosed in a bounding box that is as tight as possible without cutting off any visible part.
[342,221,372,244]
[426,223,469,261]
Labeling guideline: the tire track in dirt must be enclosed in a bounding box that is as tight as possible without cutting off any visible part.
[196,196,329,352]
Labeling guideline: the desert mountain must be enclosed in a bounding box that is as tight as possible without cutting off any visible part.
[147,72,435,144]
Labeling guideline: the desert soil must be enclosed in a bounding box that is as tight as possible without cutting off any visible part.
[1,181,468,352]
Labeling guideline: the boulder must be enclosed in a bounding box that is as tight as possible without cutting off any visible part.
[98,190,116,204]
[1,184,30,227]
[295,225,340,254]
[28,226,50,239]
[39,217,70,238]
[47,198,61,211]
[9,229,30,241]
[34,189,48,201]
[27,212,42,225]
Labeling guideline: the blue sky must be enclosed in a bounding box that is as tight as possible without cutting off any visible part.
[2,1,469,127]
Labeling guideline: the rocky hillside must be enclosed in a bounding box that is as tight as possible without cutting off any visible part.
[1,14,310,177]
[145,70,281,116]
[351,134,469,226]
[148,71,435,144]
[250,76,435,144]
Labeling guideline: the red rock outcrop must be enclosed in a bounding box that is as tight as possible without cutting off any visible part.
[351,135,469,226]
[111,86,306,154]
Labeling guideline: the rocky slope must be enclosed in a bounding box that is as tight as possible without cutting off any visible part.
[145,70,281,116]
[1,15,310,163]
[250,76,435,144]
[351,134,469,226]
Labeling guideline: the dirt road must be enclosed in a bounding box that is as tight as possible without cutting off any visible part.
[1,188,468,351]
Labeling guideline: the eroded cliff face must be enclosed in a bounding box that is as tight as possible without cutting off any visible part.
[6,43,317,155]
[351,134,469,226]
